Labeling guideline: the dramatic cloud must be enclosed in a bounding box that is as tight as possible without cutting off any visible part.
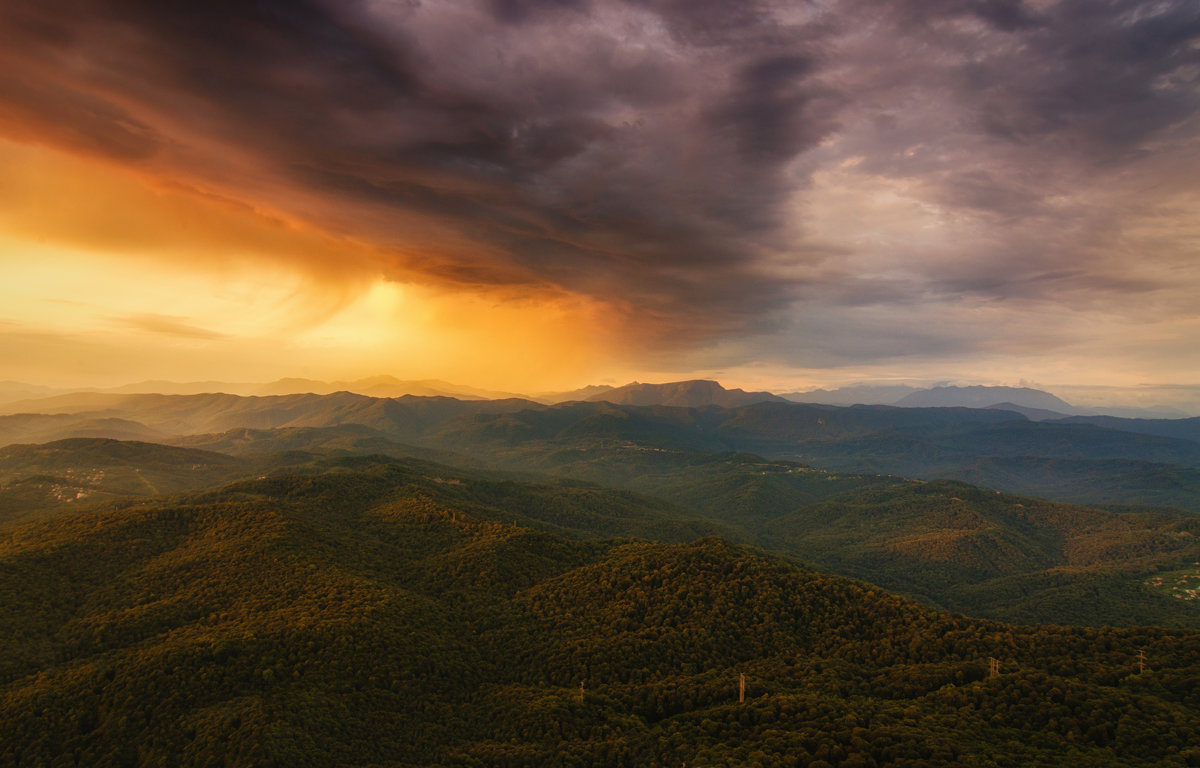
[0,0,1197,395]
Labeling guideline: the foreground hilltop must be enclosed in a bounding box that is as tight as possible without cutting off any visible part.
[2,459,1199,766]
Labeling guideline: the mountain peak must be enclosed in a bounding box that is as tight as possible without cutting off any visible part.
[895,385,1078,413]
[585,379,786,408]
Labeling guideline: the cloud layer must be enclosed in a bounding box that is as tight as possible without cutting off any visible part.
[1,0,1198,381]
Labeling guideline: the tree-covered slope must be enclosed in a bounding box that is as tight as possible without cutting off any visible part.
[8,392,1200,514]
[350,443,1200,629]
[0,438,248,527]
[8,439,1200,630]
[950,455,1200,512]
[2,464,1198,767]
[0,413,167,447]
[171,424,477,468]
[759,479,1200,627]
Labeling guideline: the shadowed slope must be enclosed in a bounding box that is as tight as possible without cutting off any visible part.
[2,462,1199,766]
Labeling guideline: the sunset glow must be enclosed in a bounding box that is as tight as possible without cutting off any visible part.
[2,1,1198,408]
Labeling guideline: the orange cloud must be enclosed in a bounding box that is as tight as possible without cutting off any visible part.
[0,138,632,391]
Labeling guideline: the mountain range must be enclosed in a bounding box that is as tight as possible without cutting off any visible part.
[5,378,1196,417]
[4,386,1200,513]
[0,376,531,403]
[5,418,1200,627]
[894,385,1078,413]
[783,384,1194,419]
[582,379,788,408]
[4,379,1200,764]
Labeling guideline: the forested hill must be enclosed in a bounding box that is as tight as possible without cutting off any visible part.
[6,444,1200,630]
[6,391,1200,513]
[0,438,249,528]
[2,463,1199,767]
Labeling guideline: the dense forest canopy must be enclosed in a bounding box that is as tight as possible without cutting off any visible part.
[2,457,1199,766]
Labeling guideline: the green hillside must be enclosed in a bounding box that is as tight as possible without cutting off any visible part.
[8,393,1200,514]
[7,438,1200,630]
[0,439,249,527]
[758,479,1200,627]
[951,456,1200,512]
[173,424,475,468]
[2,463,1198,767]
[338,441,1200,629]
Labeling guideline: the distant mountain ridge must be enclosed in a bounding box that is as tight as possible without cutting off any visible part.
[0,376,528,404]
[896,385,1080,412]
[253,375,528,401]
[782,384,921,406]
[0,381,60,405]
[4,390,1200,514]
[585,379,786,408]
[792,384,1200,419]
[784,383,1082,411]
[535,384,616,403]
[0,412,168,446]
[4,378,1196,417]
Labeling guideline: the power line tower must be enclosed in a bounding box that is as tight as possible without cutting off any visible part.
[989,657,1000,677]
[1138,649,1146,675]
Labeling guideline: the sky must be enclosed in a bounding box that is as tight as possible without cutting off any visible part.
[1,0,1198,407]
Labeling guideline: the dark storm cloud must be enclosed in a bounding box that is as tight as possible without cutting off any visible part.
[489,0,589,25]
[796,0,1200,332]
[1,0,1197,357]
[707,54,836,163]
[0,0,826,339]
[959,0,1200,158]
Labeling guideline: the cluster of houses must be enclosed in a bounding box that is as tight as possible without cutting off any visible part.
[1144,565,1200,601]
